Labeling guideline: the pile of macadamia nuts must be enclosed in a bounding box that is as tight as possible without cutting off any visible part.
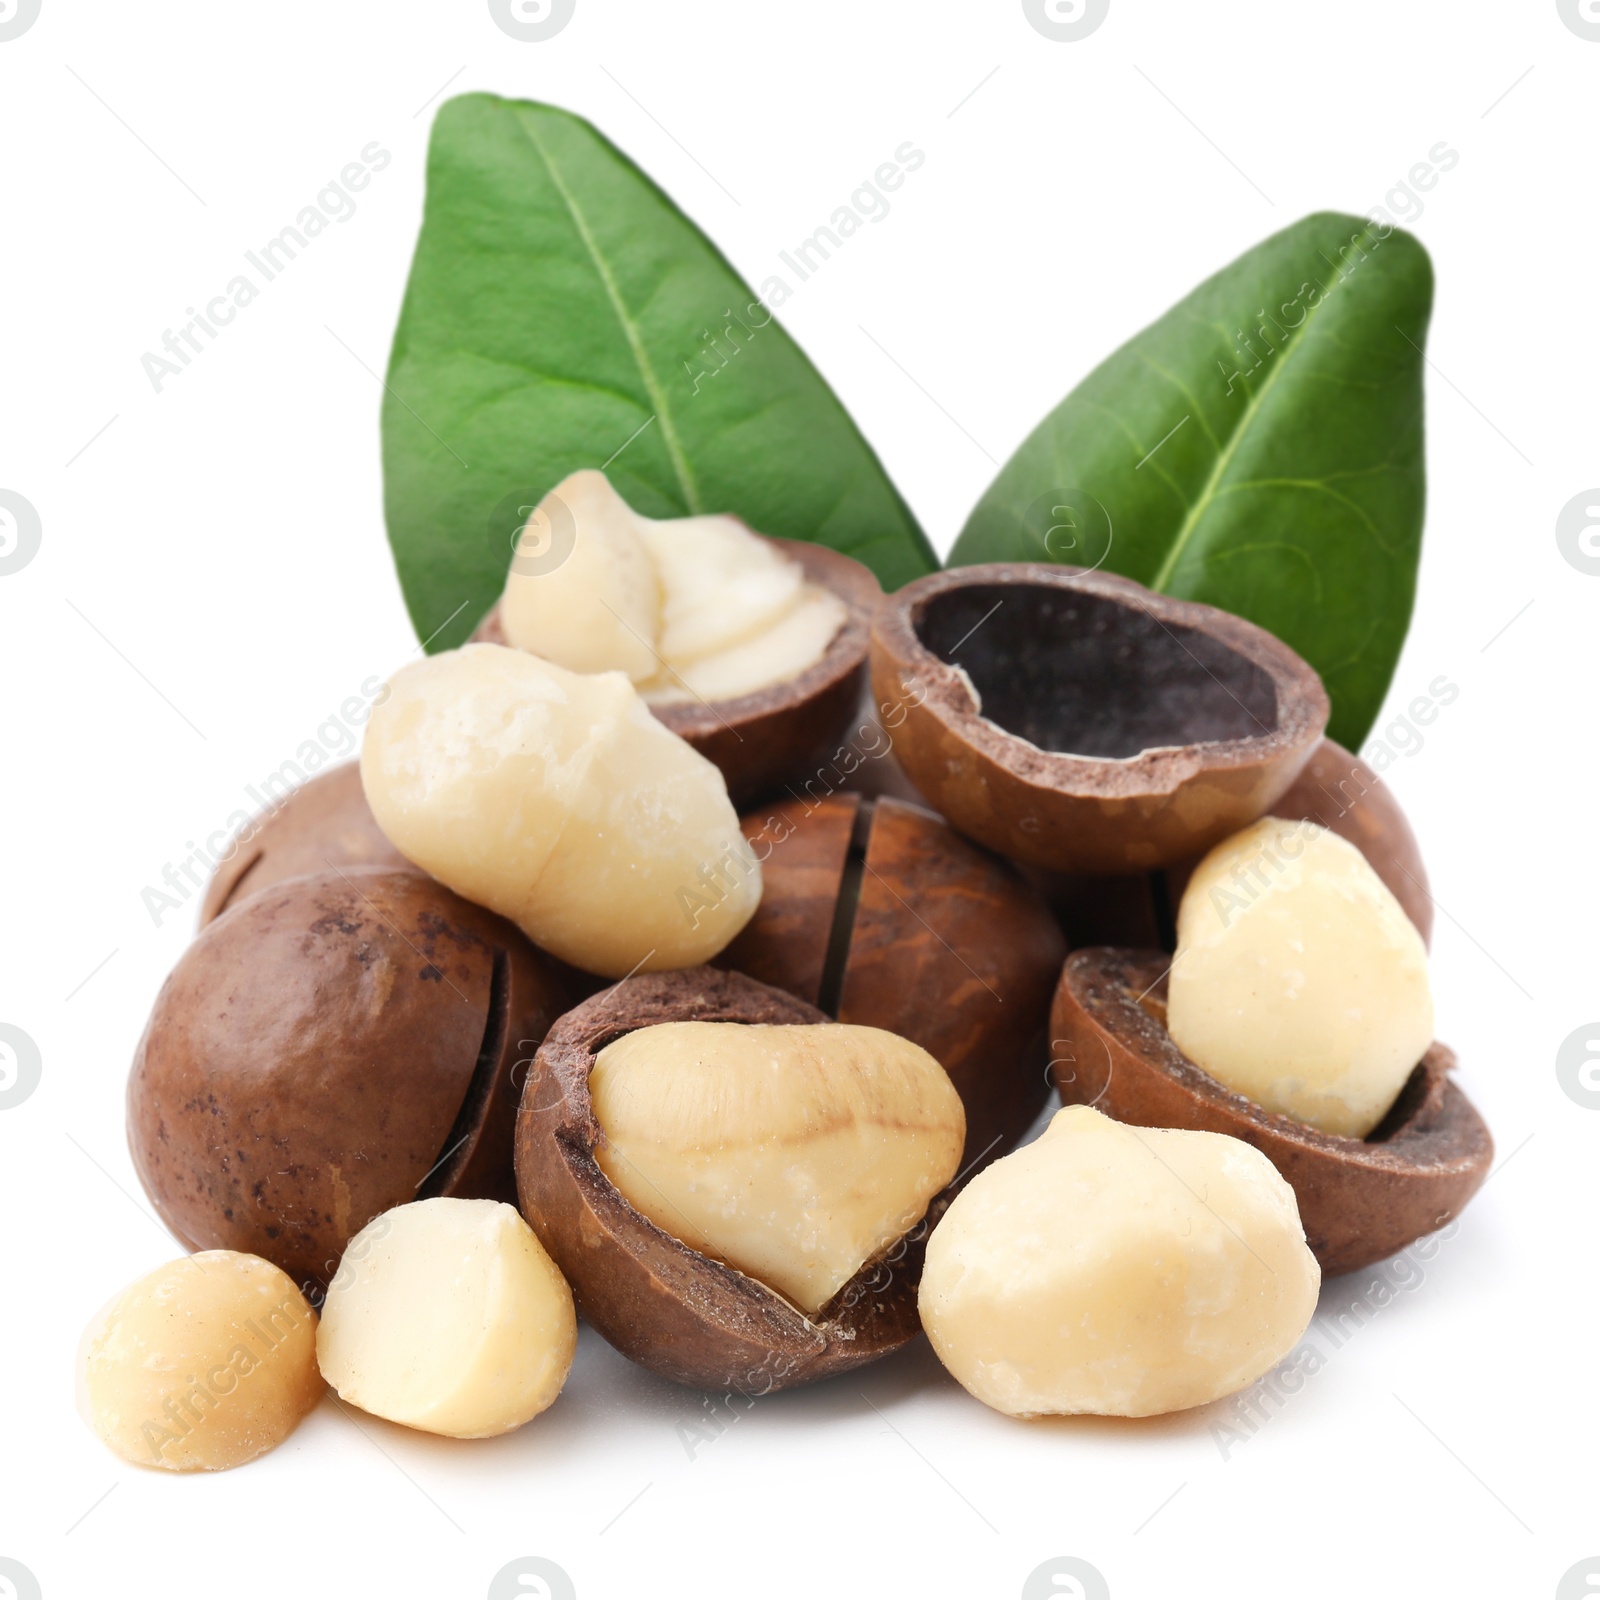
[83,474,1493,1472]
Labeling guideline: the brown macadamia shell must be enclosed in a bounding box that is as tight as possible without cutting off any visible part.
[199,762,410,927]
[514,968,943,1392]
[130,868,583,1294]
[871,564,1330,873]
[715,794,1067,1176]
[1036,737,1434,953]
[1256,736,1432,943]
[1049,948,1492,1275]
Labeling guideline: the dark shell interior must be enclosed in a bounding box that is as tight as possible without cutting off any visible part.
[915,581,1281,759]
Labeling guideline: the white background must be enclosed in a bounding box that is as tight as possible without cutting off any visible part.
[1,2,1593,1597]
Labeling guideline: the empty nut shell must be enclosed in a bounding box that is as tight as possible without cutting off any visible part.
[129,868,582,1294]
[871,564,1329,873]
[476,535,881,805]
[514,967,943,1391]
[1049,948,1493,1275]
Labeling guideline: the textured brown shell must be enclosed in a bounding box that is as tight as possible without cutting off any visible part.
[715,795,1066,1176]
[474,534,882,805]
[1259,737,1432,942]
[129,868,581,1294]
[199,761,411,926]
[1049,949,1493,1276]
[514,968,941,1392]
[1040,736,1434,952]
[871,564,1329,873]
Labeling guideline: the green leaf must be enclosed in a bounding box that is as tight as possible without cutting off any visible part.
[949,213,1432,749]
[382,93,935,651]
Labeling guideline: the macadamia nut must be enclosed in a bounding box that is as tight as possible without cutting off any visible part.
[919,1106,1320,1417]
[78,1251,321,1471]
[1167,817,1434,1137]
[316,1199,576,1439]
[590,1021,965,1314]
[501,469,661,681]
[499,470,845,704]
[360,643,761,976]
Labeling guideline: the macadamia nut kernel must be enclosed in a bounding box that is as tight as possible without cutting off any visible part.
[360,642,761,976]
[589,1021,965,1315]
[316,1198,576,1439]
[1167,818,1434,1137]
[78,1251,321,1472]
[919,1106,1320,1417]
[499,470,845,704]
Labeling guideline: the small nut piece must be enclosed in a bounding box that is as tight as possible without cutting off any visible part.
[1167,818,1433,1137]
[361,643,760,976]
[78,1252,321,1471]
[919,1107,1320,1418]
[317,1199,576,1439]
[500,470,846,704]
[590,1021,965,1314]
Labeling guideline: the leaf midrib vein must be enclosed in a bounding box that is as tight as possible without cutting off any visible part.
[1148,272,1344,592]
[516,111,702,513]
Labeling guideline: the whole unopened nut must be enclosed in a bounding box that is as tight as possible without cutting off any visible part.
[871,564,1329,872]
[919,1105,1320,1418]
[128,867,581,1293]
[361,643,761,975]
[715,793,1067,1176]
[515,967,955,1391]
[1256,736,1433,942]
[1050,948,1493,1275]
[1036,736,1435,955]
[199,761,410,927]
